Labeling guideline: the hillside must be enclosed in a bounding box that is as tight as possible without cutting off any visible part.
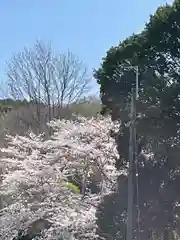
[0,98,101,147]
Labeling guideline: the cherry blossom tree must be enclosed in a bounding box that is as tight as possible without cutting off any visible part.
[0,115,120,240]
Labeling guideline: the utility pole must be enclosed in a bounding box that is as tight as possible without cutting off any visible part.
[0,166,3,210]
[126,66,138,240]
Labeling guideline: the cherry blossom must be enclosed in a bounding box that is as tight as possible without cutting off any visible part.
[0,115,120,240]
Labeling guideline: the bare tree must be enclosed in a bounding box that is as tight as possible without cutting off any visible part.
[6,40,91,132]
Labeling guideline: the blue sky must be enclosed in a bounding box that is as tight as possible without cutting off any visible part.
[0,0,173,94]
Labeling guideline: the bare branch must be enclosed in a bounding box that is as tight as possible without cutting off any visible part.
[6,41,92,130]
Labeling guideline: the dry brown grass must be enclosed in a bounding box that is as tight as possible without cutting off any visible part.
[0,100,101,147]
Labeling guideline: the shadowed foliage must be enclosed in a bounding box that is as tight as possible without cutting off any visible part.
[95,0,180,239]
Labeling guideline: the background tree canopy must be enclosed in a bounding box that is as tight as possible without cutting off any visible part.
[95,0,180,239]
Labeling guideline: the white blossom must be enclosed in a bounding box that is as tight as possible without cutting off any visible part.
[0,115,120,240]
